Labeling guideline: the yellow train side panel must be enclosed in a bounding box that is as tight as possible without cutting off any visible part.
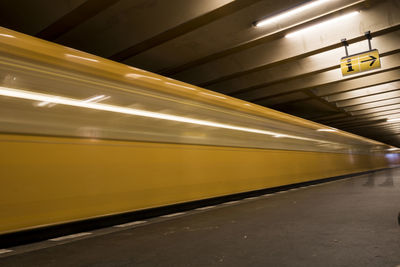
[0,134,392,234]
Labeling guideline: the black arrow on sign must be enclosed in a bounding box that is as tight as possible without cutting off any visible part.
[361,55,377,66]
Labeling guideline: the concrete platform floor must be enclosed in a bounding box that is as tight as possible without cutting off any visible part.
[1,168,399,267]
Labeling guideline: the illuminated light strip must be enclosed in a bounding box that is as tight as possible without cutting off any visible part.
[165,82,197,91]
[0,249,13,254]
[387,148,399,151]
[254,0,333,27]
[0,86,289,136]
[387,118,400,123]
[125,73,161,81]
[0,33,15,38]
[0,87,340,144]
[82,95,109,103]
[200,92,227,99]
[317,128,337,132]
[285,11,360,38]
[38,94,109,107]
[37,101,51,107]
[65,54,99,62]
[128,66,141,71]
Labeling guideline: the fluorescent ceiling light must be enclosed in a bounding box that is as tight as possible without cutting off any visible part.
[165,82,197,91]
[285,11,360,38]
[254,0,332,27]
[65,54,99,62]
[317,128,337,132]
[387,148,399,151]
[387,118,400,123]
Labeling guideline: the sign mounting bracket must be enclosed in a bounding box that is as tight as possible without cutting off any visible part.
[365,31,372,51]
[341,38,349,57]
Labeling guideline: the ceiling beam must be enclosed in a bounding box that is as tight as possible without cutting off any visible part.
[201,25,400,88]
[324,81,400,102]
[314,68,400,97]
[161,0,371,78]
[343,97,400,111]
[36,0,120,40]
[328,114,400,128]
[109,0,263,61]
[337,93,400,109]
[211,33,400,96]
[172,3,400,85]
[351,103,400,115]
[320,109,400,125]
[337,119,389,129]
[235,53,400,101]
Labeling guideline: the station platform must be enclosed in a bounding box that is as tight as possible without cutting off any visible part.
[1,168,399,267]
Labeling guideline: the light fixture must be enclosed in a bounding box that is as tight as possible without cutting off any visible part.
[254,0,332,27]
[387,118,400,123]
[317,128,337,132]
[387,148,399,151]
[65,54,99,62]
[285,11,360,38]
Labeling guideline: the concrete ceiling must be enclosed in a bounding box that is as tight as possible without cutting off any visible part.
[1,0,399,147]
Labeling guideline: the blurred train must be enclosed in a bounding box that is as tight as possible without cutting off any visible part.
[0,26,399,236]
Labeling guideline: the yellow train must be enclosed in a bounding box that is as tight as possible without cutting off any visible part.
[0,26,398,236]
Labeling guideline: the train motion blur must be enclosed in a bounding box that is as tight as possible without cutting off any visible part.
[0,27,398,235]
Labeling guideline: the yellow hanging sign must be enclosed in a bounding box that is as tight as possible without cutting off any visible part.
[340,49,381,76]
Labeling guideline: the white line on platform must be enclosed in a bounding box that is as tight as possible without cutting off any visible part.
[195,206,216,211]
[161,212,186,218]
[113,221,147,228]
[245,197,258,200]
[223,200,240,205]
[49,232,92,241]
[0,249,12,255]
